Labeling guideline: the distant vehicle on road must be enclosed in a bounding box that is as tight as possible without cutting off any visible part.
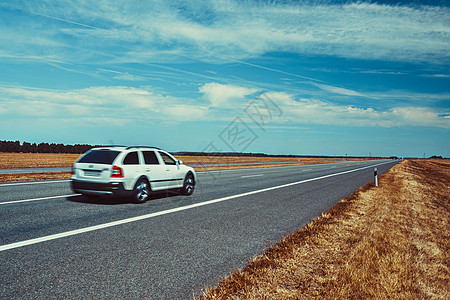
[71,146,196,203]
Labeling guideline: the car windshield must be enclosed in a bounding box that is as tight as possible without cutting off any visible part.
[78,150,120,165]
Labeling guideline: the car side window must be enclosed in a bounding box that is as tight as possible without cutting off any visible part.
[159,152,176,165]
[123,152,140,165]
[143,151,160,165]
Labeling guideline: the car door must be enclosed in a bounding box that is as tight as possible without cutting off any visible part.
[121,151,142,190]
[157,151,184,188]
[142,150,167,191]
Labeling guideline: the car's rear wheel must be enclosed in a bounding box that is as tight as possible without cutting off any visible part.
[132,179,150,203]
[181,173,195,195]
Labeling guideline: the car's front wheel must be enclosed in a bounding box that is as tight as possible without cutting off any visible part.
[180,173,195,195]
[132,179,150,203]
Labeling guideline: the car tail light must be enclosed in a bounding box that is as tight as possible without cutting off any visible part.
[111,165,124,178]
[104,186,119,189]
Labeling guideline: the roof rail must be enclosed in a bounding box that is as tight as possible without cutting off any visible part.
[125,146,161,150]
[96,145,127,148]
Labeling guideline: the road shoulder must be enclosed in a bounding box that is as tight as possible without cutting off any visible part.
[200,159,450,299]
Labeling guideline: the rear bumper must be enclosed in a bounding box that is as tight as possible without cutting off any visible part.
[71,180,132,197]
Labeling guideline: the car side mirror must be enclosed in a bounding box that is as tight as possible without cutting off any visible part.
[177,160,183,165]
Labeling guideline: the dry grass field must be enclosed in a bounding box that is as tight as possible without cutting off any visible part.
[0,152,82,169]
[192,161,355,172]
[178,155,371,165]
[0,172,73,182]
[0,152,375,182]
[0,152,372,169]
[200,159,450,299]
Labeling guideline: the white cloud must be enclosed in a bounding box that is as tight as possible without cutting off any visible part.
[196,83,450,129]
[161,105,209,121]
[390,107,450,128]
[262,91,296,106]
[199,82,258,107]
[1,83,448,130]
[0,85,208,123]
[268,95,450,129]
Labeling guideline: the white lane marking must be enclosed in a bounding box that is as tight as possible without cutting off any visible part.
[0,180,70,187]
[0,194,80,206]
[240,174,264,178]
[0,160,394,252]
[301,169,312,172]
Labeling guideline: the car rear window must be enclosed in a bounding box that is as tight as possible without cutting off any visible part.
[78,150,120,165]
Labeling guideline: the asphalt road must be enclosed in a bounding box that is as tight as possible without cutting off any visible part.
[0,160,398,299]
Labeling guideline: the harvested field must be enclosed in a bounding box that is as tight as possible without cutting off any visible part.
[178,155,372,166]
[0,161,349,182]
[200,159,450,299]
[0,172,72,182]
[0,152,373,169]
[0,153,81,169]
[193,161,354,172]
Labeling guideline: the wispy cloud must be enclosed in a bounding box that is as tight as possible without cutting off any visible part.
[422,74,450,78]
[28,10,109,31]
[309,82,364,97]
[366,90,450,104]
[98,68,146,82]
[1,1,448,65]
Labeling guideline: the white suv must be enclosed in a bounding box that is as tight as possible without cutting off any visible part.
[71,146,197,203]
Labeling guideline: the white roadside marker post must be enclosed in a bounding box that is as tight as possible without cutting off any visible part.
[374,168,378,187]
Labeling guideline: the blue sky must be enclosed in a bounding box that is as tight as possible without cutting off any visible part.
[0,0,449,157]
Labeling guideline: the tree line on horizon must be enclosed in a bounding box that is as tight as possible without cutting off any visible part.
[1,140,437,158]
[0,140,94,154]
[0,140,300,156]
